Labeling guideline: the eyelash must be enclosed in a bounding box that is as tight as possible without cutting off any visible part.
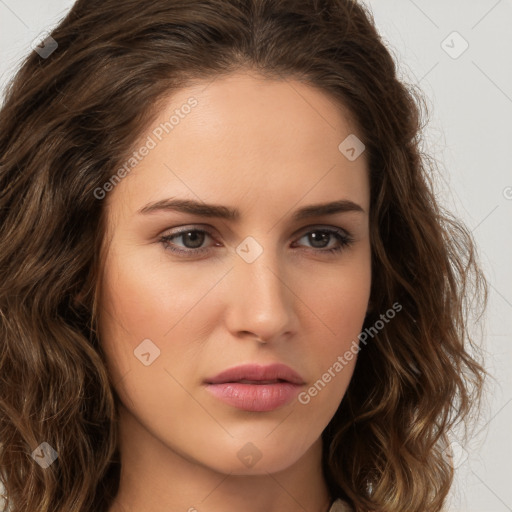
[159,225,354,258]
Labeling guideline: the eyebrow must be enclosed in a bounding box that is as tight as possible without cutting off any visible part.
[138,197,365,220]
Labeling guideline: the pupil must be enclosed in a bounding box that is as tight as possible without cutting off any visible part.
[310,231,329,248]
[184,231,204,248]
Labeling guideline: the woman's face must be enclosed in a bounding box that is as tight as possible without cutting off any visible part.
[98,71,371,475]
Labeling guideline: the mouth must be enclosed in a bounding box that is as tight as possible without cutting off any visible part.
[203,363,305,412]
[204,363,305,386]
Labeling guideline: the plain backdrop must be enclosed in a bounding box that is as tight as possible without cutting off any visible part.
[0,1,511,511]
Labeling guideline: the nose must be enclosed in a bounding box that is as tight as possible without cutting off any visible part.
[224,246,296,344]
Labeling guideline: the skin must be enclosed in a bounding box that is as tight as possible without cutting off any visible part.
[99,70,371,512]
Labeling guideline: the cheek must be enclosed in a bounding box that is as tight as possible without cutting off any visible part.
[323,275,370,343]
[97,249,225,379]
[100,245,216,334]
[298,257,371,392]
[301,251,371,342]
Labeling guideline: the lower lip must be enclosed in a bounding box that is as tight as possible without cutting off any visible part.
[204,382,302,412]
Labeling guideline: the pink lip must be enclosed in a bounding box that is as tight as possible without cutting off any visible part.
[203,363,305,412]
[204,363,305,385]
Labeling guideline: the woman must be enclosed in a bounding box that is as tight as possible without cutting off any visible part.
[0,1,488,511]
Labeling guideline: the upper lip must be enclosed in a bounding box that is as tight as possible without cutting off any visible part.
[204,363,305,385]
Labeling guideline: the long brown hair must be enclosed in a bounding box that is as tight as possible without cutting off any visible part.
[0,1,488,511]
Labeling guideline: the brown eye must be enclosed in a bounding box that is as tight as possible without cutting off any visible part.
[160,228,215,256]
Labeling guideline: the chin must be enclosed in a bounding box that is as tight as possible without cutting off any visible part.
[195,435,316,476]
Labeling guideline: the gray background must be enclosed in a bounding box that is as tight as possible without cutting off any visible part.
[0,1,511,511]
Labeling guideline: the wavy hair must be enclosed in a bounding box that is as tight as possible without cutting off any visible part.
[0,0,488,511]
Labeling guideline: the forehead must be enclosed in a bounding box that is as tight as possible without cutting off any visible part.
[105,71,369,222]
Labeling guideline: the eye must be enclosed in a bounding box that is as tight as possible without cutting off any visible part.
[292,227,354,254]
[159,225,354,257]
[159,227,216,257]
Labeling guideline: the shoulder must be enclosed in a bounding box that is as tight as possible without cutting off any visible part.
[329,498,354,512]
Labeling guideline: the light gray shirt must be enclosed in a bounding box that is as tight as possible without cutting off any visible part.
[329,498,353,511]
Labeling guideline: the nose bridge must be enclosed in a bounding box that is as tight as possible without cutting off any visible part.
[228,235,294,340]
